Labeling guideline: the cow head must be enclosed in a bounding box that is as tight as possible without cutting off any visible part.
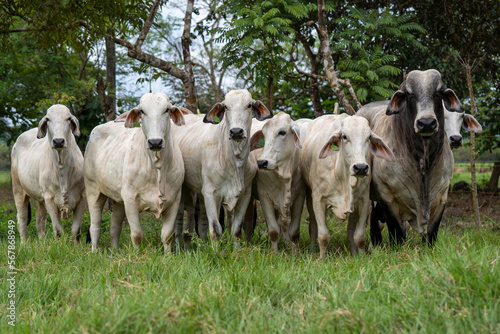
[319,116,394,178]
[443,105,483,149]
[124,92,185,151]
[386,69,463,137]
[249,112,301,171]
[37,104,80,150]
[204,89,272,142]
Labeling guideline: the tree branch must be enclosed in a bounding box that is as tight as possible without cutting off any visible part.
[134,0,162,50]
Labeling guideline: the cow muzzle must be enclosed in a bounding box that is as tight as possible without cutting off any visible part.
[147,138,164,151]
[229,128,245,140]
[449,135,462,148]
[416,118,437,136]
[352,163,369,177]
[52,138,66,149]
[257,159,268,169]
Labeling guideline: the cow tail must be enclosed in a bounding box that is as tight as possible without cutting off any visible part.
[27,202,32,226]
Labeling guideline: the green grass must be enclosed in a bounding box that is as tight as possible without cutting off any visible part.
[452,162,497,190]
[0,206,499,333]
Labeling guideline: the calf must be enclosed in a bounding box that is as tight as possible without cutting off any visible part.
[11,105,86,242]
[443,106,482,148]
[84,92,186,251]
[300,114,393,258]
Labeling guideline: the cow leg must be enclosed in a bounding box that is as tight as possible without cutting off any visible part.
[87,191,107,251]
[183,190,197,249]
[260,198,280,252]
[196,195,209,239]
[161,192,182,253]
[12,171,30,241]
[110,202,126,249]
[243,197,256,244]
[123,199,143,247]
[44,196,63,239]
[370,202,383,247]
[289,189,306,249]
[174,194,186,250]
[347,199,369,255]
[35,201,48,240]
[71,199,86,244]
[305,188,318,252]
[311,194,329,259]
[278,211,291,243]
[201,188,223,241]
[424,206,445,246]
[378,201,406,245]
[232,186,253,245]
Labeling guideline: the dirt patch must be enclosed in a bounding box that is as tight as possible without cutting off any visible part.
[444,191,500,227]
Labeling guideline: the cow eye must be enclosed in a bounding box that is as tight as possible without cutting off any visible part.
[278,131,286,136]
[248,104,252,109]
[140,110,145,114]
[164,108,169,114]
[342,134,348,141]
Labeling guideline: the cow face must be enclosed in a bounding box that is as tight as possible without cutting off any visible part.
[443,106,483,149]
[204,89,272,142]
[125,92,185,151]
[319,116,394,177]
[387,69,463,137]
[250,112,301,170]
[37,104,80,150]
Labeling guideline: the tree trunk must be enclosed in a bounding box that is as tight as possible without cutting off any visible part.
[309,77,323,117]
[267,75,274,112]
[105,37,116,121]
[181,0,197,112]
[465,63,481,228]
[487,161,500,192]
[316,0,356,115]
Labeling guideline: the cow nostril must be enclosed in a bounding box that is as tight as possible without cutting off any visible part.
[450,135,462,145]
[229,128,245,139]
[417,118,437,132]
[257,160,268,169]
[52,138,65,148]
[353,163,369,176]
[147,138,164,150]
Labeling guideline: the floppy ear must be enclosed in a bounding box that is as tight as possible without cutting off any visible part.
[319,133,341,159]
[252,100,273,121]
[386,90,406,115]
[249,130,264,151]
[124,107,142,128]
[37,116,48,139]
[291,123,302,149]
[115,111,129,122]
[204,103,225,124]
[70,115,81,137]
[177,106,193,115]
[169,106,186,126]
[369,132,394,162]
[462,114,482,133]
[442,88,463,112]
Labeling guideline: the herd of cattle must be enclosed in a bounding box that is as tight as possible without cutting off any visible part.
[10,69,483,258]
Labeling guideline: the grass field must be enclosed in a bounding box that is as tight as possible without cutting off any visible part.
[0,163,499,333]
[451,162,497,190]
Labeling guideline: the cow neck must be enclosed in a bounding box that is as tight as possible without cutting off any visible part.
[50,139,75,212]
[391,105,446,233]
[217,119,250,198]
[331,149,354,220]
[142,130,176,205]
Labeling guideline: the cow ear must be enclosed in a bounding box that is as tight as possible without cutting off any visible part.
[319,133,341,159]
[369,132,395,162]
[252,100,273,121]
[70,115,81,137]
[178,106,193,115]
[37,116,49,139]
[169,106,186,126]
[204,103,225,124]
[115,111,129,122]
[250,130,264,151]
[291,123,302,149]
[462,114,482,133]
[125,107,141,128]
[386,90,406,115]
[442,88,463,112]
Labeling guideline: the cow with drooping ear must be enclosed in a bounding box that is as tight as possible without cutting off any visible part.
[358,69,461,247]
[12,104,86,242]
[84,92,186,252]
[172,89,272,247]
[443,104,482,149]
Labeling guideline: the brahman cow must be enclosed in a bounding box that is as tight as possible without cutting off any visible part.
[84,92,186,251]
[443,105,482,148]
[244,112,306,251]
[171,90,272,242]
[357,69,463,245]
[11,105,86,242]
[300,114,394,258]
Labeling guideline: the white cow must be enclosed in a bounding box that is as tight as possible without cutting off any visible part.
[443,106,482,148]
[300,114,394,258]
[245,112,306,251]
[84,92,186,251]
[11,105,86,242]
[171,90,272,242]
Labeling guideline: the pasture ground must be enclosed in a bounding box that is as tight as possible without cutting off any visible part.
[0,168,499,333]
